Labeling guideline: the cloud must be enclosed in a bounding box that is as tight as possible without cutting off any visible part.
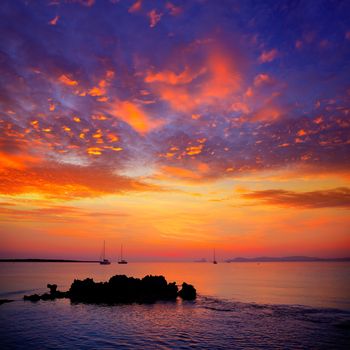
[1,0,349,190]
[166,2,182,16]
[129,0,142,13]
[145,48,242,112]
[148,9,162,28]
[58,74,78,86]
[241,188,350,209]
[144,66,205,85]
[253,73,273,87]
[259,49,278,63]
[75,0,95,7]
[49,16,59,26]
[108,100,164,134]
[0,204,128,223]
[250,104,283,122]
[0,162,161,200]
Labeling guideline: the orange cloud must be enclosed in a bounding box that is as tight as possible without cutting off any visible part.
[250,104,283,122]
[88,71,114,98]
[242,187,350,208]
[160,165,201,180]
[145,50,242,112]
[0,152,40,170]
[88,86,105,97]
[186,144,203,156]
[0,163,161,200]
[157,161,212,182]
[87,147,102,155]
[157,86,197,112]
[207,53,240,95]
[259,49,278,63]
[145,66,205,85]
[109,100,163,134]
[0,204,128,223]
[59,74,78,86]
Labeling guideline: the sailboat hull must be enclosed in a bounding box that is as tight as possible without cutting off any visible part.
[100,260,111,265]
[100,241,111,264]
[118,244,128,264]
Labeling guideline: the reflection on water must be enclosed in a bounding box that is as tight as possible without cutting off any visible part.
[0,262,349,309]
[0,262,349,349]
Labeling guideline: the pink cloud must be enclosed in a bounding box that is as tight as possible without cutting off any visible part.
[49,15,59,26]
[148,9,162,28]
[295,40,303,49]
[144,66,206,85]
[166,2,182,16]
[259,48,278,63]
[253,73,272,87]
[129,0,142,13]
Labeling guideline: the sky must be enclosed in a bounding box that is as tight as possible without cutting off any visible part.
[0,0,349,261]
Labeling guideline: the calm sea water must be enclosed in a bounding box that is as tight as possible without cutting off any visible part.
[0,262,349,349]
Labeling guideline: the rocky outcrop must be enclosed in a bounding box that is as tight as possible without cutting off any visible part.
[23,275,196,303]
[69,275,179,303]
[23,283,68,301]
[178,282,197,300]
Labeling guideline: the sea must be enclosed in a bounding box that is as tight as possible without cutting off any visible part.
[0,262,349,349]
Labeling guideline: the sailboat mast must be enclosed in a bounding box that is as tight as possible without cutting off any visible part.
[121,244,123,260]
[103,240,106,260]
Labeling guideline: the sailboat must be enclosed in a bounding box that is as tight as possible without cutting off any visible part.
[118,244,128,264]
[213,248,218,264]
[100,240,111,265]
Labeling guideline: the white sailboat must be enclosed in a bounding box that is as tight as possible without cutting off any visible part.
[118,244,128,264]
[100,240,111,265]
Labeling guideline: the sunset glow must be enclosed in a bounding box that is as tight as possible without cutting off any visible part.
[1,0,349,261]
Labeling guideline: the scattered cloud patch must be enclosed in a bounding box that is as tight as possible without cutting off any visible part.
[242,188,350,209]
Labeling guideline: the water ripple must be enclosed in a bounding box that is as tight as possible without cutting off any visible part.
[0,297,349,349]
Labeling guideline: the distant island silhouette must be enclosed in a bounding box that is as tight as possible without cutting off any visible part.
[1,256,349,263]
[225,256,350,262]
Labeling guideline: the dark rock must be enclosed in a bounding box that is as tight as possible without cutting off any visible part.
[178,282,196,300]
[40,293,54,301]
[23,274,195,304]
[23,294,41,302]
[23,284,68,302]
[69,275,179,304]
[0,299,14,305]
[47,284,57,294]
[54,290,68,298]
